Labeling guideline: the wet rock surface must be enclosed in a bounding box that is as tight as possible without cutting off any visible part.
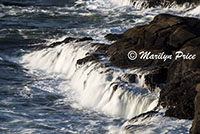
[121,73,137,83]
[105,14,200,69]
[105,14,200,120]
[72,14,200,128]
[145,67,168,90]
[37,36,93,50]
[76,53,100,66]
[190,84,200,134]
[78,14,200,120]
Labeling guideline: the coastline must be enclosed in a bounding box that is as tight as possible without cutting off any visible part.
[0,0,200,133]
[74,13,200,133]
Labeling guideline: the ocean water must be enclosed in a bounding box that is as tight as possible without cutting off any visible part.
[0,0,199,133]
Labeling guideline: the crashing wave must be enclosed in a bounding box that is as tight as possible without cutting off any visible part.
[20,39,159,119]
[108,0,198,9]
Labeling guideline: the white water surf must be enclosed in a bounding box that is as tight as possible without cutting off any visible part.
[16,0,200,133]
[20,41,159,119]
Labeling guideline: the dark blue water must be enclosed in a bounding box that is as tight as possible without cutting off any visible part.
[0,0,130,133]
[1,0,197,133]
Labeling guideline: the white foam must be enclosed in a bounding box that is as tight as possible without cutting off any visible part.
[71,63,159,118]
[20,41,159,119]
[15,0,199,132]
[85,0,133,10]
[121,113,192,134]
[185,5,200,18]
[0,56,3,61]
[109,0,132,7]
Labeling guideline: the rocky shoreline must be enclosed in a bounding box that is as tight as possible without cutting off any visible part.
[75,13,200,133]
[46,11,200,132]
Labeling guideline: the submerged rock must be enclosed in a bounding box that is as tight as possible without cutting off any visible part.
[47,37,76,48]
[76,54,99,66]
[75,37,93,42]
[121,73,137,83]
[37,36,93,50]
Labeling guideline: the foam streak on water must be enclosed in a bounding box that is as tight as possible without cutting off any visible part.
[1,0,200,133]
[20,41,158,119]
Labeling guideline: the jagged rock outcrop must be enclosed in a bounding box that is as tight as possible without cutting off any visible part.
[144,67,168,90]
[190,84,200,134]
[88,14,200,120]
[105,14,200,69]
[77,53,100,65]
[121,73,137,83]
[75,14,200,120]
[160,53,200,119]
[104,14,200,119]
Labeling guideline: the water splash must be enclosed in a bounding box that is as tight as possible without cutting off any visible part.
[20,41,159,119]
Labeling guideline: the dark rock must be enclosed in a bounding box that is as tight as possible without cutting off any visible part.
[106,14,200,69]
[104,34,125,41]
[128,111,158,123]
[160,72,200,120]
[75,14,200,120]
[76,37,93,42]
[169,25,197,48]
[121,74,137,83]
[190,84,200,134]
[47,37,75,48]
[76,54,99,66]
[184,37,200,48]
[38,37,94,50]
[62,37,76,43]
[96,44,110,53]
[159,44,200,119]
[145,67,168,90]
[36,37,76,50]
[105,14,200,120]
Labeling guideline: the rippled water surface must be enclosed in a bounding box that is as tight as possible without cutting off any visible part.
[0,0,199,133]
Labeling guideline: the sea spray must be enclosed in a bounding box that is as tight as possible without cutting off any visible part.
[20,41,159,119]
